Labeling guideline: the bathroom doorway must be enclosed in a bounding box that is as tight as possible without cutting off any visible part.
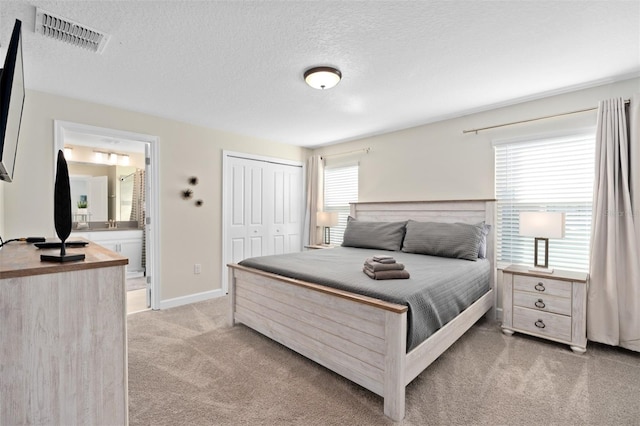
[54,121,160,312]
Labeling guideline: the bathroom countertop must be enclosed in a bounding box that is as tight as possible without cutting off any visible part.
[72,227,142,232]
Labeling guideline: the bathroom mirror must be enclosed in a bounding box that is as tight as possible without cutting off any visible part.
[68,162,143,222]
[63,142,146,225]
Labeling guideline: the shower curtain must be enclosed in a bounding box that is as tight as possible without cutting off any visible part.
[130,169,146,270]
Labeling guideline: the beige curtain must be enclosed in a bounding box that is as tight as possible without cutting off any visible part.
[631,94,640,260]
[303,155,324,246]
[588,95,640,352]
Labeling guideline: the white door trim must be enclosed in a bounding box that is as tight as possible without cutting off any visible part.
[222,150,304,294]
[54,120,161,310]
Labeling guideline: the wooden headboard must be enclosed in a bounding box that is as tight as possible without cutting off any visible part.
[350,200,497,294]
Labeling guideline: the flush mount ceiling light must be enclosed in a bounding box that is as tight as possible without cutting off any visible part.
[304,66,342,90]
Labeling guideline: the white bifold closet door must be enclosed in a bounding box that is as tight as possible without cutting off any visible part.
[226,155,303,267]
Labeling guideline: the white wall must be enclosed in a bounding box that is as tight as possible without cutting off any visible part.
[2,90,309,301]
[313,78,639,202]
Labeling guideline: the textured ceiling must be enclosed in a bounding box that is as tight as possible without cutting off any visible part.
[1,1,639,147]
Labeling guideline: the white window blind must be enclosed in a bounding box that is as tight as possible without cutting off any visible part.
[324,164,358,245]
[495,133,595,272]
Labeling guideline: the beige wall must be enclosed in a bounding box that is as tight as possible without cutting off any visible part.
[4,79,637,306]
[312,77,639,312]
[2,90,308,301]
[313,78,640,202]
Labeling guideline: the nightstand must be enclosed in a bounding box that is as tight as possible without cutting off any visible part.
[304,244,336,250]
[501,265,588,353]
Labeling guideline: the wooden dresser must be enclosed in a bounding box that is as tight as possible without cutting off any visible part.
[0,241,129,425]
[501,265,588,353]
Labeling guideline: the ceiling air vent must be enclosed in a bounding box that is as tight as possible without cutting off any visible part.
[35,8,110,54]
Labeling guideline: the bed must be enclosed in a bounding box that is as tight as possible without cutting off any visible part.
[227,200,496,421]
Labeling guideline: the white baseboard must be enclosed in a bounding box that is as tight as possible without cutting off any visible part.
[159,289,225,310]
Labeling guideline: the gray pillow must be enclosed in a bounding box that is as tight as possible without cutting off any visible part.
[342,218,407,251]
[401,220,483,261]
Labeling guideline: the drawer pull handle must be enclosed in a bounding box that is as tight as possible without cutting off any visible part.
[534,282,546,292]
[535,299,546,309]
[535,319,546,329]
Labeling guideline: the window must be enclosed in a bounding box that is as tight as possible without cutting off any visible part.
[323,164,358,245]
[495,133,595,272]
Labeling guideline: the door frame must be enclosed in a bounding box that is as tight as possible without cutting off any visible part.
[221,150,305,294]
[54,120,161,310]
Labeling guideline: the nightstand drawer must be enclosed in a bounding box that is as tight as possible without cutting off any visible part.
[513,306,571,342]
[513,291,572,316]
[513,274,572,298]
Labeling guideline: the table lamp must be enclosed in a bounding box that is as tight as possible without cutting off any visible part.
[519,211,565,273]
[317,211,339,245]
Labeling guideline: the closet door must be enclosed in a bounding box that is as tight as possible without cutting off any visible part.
[226,157,269,264]
[223,152,304,292]
[269,164,303,255]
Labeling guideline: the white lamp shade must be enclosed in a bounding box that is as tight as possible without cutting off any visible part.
[317,211,339,227]
[519,212,566,238]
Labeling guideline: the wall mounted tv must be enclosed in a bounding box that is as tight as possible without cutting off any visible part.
[0,19,25,182]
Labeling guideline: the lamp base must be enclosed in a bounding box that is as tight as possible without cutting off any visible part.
[323,227,331,245]
[533,237,551,271]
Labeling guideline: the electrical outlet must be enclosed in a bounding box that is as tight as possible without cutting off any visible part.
[194,264,201,274]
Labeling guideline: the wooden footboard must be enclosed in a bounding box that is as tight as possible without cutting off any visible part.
[228,264,409,420]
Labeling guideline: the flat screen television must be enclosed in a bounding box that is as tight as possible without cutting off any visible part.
[0,19,25,182]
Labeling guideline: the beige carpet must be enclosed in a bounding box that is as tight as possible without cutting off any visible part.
[127,297,640,425]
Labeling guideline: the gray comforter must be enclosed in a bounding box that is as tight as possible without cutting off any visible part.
[238,247,491,351]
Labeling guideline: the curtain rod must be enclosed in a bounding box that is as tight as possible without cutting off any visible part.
[462,99,630,135]
[321,147,370,159]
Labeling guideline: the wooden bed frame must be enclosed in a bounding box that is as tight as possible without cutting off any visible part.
[228,200,496,421]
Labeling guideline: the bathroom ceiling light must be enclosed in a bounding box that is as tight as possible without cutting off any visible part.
[304,66,342,90]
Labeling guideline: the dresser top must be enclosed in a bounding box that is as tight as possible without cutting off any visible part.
[504,264,588,283]
[0,240,127,279]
